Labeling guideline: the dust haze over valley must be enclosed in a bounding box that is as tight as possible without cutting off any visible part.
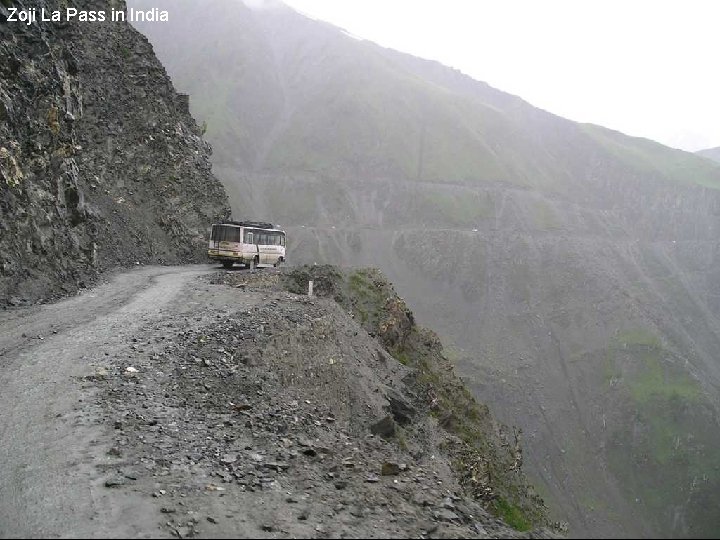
[128,0,720,537]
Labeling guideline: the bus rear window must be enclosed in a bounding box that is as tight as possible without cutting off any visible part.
[211,225,242,243]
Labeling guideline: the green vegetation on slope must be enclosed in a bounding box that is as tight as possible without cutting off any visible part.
[582,125,720,189]
[264,60,515,184]
[414,191,495,227]
[130,0,720,195]
[604,328,720,537]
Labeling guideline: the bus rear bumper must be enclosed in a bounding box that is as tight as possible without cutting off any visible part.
[208,249,245,262]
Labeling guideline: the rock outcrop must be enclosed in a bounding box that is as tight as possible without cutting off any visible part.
[0,0,229,306]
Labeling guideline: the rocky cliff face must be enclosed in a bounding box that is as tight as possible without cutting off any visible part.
[0,0,229,306]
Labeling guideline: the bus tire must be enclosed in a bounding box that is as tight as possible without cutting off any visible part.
[274,258,284,268]
[222,261,233,269]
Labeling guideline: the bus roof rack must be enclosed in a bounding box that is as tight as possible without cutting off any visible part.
[221,220,276,229]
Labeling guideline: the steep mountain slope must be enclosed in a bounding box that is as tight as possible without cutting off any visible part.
[0,0,229,306]
[130,1,720,537]
[697,147,720,163]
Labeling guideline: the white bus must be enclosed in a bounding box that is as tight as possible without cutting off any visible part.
[208,221,286,270]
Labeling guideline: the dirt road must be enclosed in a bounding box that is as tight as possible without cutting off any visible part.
[0,265,226,538]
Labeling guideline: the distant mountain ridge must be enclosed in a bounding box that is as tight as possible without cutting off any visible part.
[133,0,720,194]
[130,1,720,537]
[697,146,720,163]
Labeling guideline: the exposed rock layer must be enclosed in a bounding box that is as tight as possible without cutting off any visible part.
[0,0,229,306]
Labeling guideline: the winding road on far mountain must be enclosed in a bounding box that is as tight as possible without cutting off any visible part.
[0,265,236,538]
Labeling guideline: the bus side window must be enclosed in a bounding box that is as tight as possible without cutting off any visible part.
[245,232,253,244]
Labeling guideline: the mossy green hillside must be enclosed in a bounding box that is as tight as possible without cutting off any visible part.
[604,328,720,537]
[581,124,720,190]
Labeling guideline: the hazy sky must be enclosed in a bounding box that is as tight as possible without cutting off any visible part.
[282,0,720,151]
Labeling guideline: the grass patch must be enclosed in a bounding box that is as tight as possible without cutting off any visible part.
[491,497,532,532]
[603,327,720,535]
[415,190,494,227]
[616,328,662,348]
[630,353,700,404]
[612,328,700,403]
